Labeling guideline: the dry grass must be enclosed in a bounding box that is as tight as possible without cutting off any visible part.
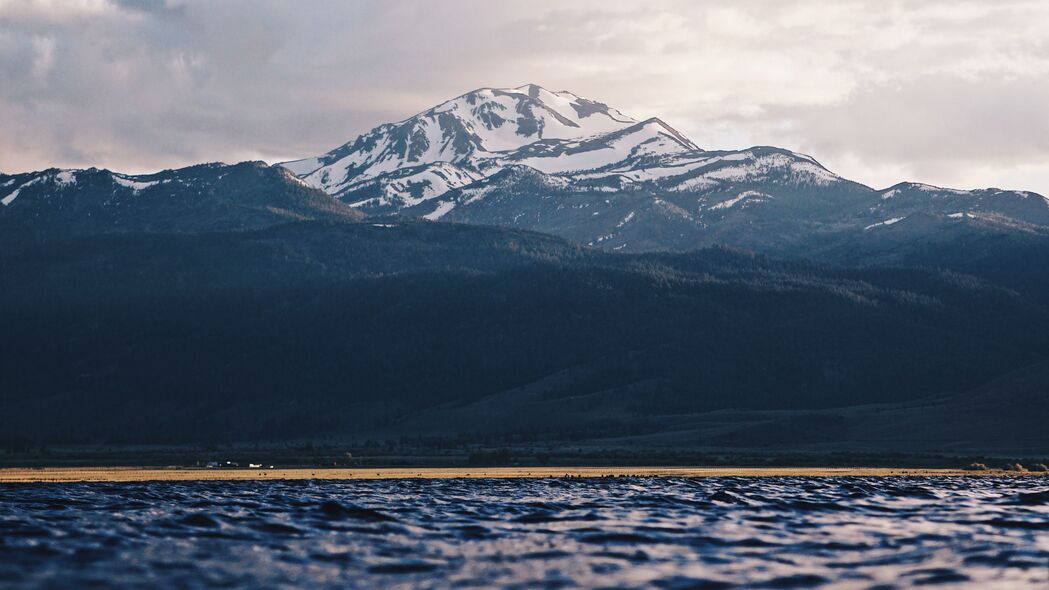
[2,466,1047,483]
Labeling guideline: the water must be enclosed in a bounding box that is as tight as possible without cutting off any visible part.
[0,477,1046,588]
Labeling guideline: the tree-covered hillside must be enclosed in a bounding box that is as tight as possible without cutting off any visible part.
[3,220,1046,446]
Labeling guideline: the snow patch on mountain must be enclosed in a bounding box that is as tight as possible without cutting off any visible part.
[914,183,969,195]
[710,190,770,211]
[1,187,21,206]
[512,119,696,175]
[112,175,161,192]
[865,216,906,230]
[697,153,838,185]
[1,176,42,206]
[423,200,456,221]
[614,150,841,193]
[54,170,76,186]
[379,163,481,206]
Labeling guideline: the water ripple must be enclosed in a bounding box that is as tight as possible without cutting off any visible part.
[0,477,1046,588]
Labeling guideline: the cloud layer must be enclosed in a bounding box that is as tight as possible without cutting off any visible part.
[1,0,1047,193]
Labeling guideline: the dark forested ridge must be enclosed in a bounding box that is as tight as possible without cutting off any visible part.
[2,218,1048,449]
[0,161,361,243]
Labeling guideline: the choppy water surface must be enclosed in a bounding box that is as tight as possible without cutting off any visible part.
[1,477,1047,588]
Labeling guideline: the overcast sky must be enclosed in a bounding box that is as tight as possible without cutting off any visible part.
[1,0,1047,193]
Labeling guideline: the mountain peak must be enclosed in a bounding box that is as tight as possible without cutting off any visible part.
[633,117,700,151]
[510,83,545,98]
[283,85,644,197]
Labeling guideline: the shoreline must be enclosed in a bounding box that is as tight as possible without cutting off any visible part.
[2,466,1044,483]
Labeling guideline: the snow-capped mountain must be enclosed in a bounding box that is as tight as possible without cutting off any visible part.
[283,85,638,198]
[281,82,851,215]
[282,84,1049,255]
[281,84,700,209]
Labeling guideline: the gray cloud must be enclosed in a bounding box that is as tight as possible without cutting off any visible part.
[759,75,1049,189]
[0,0,1046,194]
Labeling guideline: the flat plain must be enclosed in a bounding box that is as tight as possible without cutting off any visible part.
[2,466,1045,483]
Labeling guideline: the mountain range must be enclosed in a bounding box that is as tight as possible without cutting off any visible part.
[2,85,1048,455]
[280,84,1049,257]
[4,84,1048,260]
